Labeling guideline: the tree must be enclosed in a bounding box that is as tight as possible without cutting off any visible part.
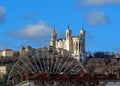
[13,51,20,57]
[0,74,7,86]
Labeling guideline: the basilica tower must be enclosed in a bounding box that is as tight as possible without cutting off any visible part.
[80,26,86,56]
[50,28,57,47]
[65,25,72,51]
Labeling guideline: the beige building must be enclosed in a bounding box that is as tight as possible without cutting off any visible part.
[0,66,6,75]
[50,26,86,61]
[2,49,13,57]
[0,66,6,79]
[115,53,120,58]
[20,46,32,56]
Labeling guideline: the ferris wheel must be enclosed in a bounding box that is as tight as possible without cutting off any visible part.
[7,49,86,85]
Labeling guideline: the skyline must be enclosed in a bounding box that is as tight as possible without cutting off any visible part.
[0,0,120,52]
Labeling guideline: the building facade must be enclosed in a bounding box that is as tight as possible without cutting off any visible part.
[20,46,33,56]
[20,46,38,56]
[0,66,6,79]
[0,66,6,74]
[50,26,86,61]
[2,49,13,57]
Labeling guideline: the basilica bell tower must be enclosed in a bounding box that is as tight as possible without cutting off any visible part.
[80,26,86,59]
[50,27,57,47]
[65,25,72,52]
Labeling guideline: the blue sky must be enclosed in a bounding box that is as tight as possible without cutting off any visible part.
[0,0,120,52]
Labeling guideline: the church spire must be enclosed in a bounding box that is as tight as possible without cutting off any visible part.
[82,22,84,30]
[67,21,70,30]
[80,22,86,55]
[53,25,56,33]
[80,22,85,36]
[50,25,57,47]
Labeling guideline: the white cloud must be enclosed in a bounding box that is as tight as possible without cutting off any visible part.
[80,0,120,6]
[12,21,52,39]
[0,6,6,23]
[85,10,109,26]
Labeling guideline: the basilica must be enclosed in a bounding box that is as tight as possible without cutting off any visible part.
[50,26,86,61]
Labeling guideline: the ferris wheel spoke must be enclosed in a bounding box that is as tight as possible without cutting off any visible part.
[37,52,44,72]
[25,57,37,72]
[63,56,80,73]
[57,57,66,73]
[50,55,53,73]
[63,59,74,72]
[55,55,64,73]
[20,59,34,73]
[14,65,27,73]
[18,65,28,72]
[42,52,46,72]
[46,52,49,72]
[68,63,78,73]
[31,56,41,72]
[77,60,86,72]
[53,55,58,73]
[7,58,21,85]
[75,68,82,73]
[58,55,71,73]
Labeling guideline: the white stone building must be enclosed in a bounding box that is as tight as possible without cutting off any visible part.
[20,46,38,56]
[2,49,13,57]
[0,66,6,79]
[20,46,33,56]
[0,66,6,74]
[50,26,86,61]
